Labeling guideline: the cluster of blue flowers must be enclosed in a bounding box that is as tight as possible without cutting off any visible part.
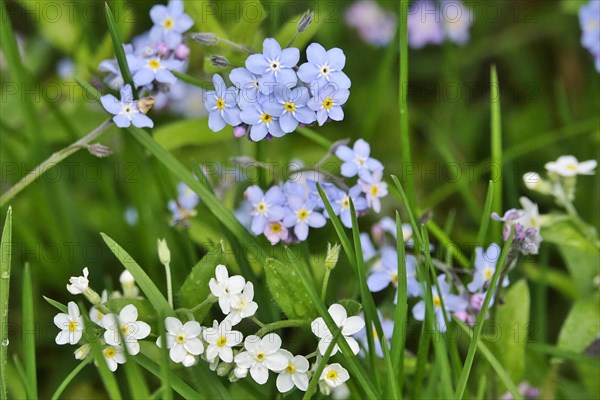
[99,0,196,126]
[407,0,473,48]
[361,216,514,333]
[579,1,600,72]
[168,182,200,226]
[205,38,351,141]
[241,139,385,244]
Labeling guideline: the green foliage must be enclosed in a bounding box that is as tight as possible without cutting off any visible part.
[153,118,231,151]
[0,208,12,400]
[557,293,600,355]
[264,257,317,320]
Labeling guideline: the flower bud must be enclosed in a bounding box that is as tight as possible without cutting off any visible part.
[216,361,233,376]
[120,270,135,287]
[182,353,198,367]
[156,42,170,58]
[233,366,248,379]
[298,10,314,32]
[157,238,171,266]
[210,55,229,68]
[175,43,190,60]
[74,344,91,360]
[191,32,219,46]
[325,243,341,270]
[233,125,247,138]
[88,143,112,158]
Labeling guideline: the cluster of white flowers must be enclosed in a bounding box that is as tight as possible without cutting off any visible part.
[152,264,364,395]
[54,268,151,371]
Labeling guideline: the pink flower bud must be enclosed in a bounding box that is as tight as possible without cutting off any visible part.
[233,125,246,138]
[470,293,485,312]
[156,42,170,57]
[175,43,190,60]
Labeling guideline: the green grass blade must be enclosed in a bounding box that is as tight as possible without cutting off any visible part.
[390,175,423,248]
[296,126,333,150]
[135,354,206,400]
[100,233,174,317]
[303,331,341,400]
[122,352,151,399]
[410,323,431,399]
[390,212,407,397]
[490,65,503,240]
[42,296,68,313]
[477,181,495,247]
[528,343,600,366]
[0,207,12,400]
[426,220,470,269]
[104,2,134,89]
[454,234,516,399]
[172,71,208,89]
[21,263,37,399]
[51,358,91,400]
[454,319,521,399]
[398,2,416,213]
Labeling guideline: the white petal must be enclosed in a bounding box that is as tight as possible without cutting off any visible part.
[344,337,360,355]
[234,351,254,368]
[341,316,365,336]
[228,275,246,294]
[250,364,269,384]
[184,338,204,355]
[328,304,347,326]
[165,317,183,335]
[293,372,309,391]
[215,264,229,282]
[311,317,328,338]
[265,351,288,371]
[261,333,282,353]
[133,321,151,339]
[182,321,201,338]
[67,302,80,319]
[170,344,187,363]
[276,373,294,393]
[119,304,138,323]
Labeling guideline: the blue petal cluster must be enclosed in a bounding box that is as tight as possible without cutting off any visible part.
[241,139,384,245]
[579,1,600,72]
[205,38,351,140]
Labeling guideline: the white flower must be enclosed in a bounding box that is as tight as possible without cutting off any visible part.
[275,349,310,393]
[103,304,151,355]
[54,301,84,345]
[311,304,365,356]
[90,290,109,327]
[67,267,89,294]
[203,320,243,363]
[234,333,288,385]
[518,197,543,231]
[545,155,597,177]
[102,345,126,372]
[119,270,135,287]
[320,363,349,388]
[157,317,204,364]
[225,282,258,326]
[209,264,246,314]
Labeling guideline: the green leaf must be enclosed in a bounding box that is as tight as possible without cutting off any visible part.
[0,207,12,400]
[338,299,362,316]
[264,258,317,320]
[490,280,530,388]
[557,293,600,355]
[185,1,228,39]
[542,219,600,296]
[153,118,233,151]
[104,2,134,90]
[21,264,37,399]
[230,0,266,42]
[43,296,67,313]
[100,233,174,317]
[490,65,503,240]
[178,243,226,322]
[51,358,91,400]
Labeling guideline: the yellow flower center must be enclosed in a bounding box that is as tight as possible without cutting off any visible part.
[433,295,442,308]
[120,325,129,336]
[260,113,272,123]
[285,363,296,374]
[216,336,227,347]
[341,196,350,209]
[105,348,116,358]
[148,59,161,70]
[256,201,267,214]
[284,102,296,112]
[483,267,493,280]
[216,98,225,110]
[566,163,577,171]
[68,321,78,332]
[163,17,174,29]
[271,223,282,233]
[391,272,398,285]
[322,98,333,109]
[176,334,186,344]
[327,370,338,380]
[297,208,309,221]
[255,352,266,362]
[370,185,379,196]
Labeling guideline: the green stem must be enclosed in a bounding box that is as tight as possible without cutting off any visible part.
[0,118,113,207]
[188,296,217,313]
[252,317,266,328]
[255,319,311,337]
[164,263,173,308]
[320,269,331,302]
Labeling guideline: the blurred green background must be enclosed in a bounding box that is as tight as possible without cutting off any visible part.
[1,0,599,398]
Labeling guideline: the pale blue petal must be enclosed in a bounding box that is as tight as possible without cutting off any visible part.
[245,54,269,75]
[222,107,241,126]
[279,113,298,133]
[131,113,154,128]
[155,69,177,84]
[113,114,131,128]
[133,68,154,87]
[306,43,327,65]
[100,94,122,115]
[280,47,300,67]
[208,111,226,132]
[294,222,309,241]
[326,47,346,70]
[249,123,268,141]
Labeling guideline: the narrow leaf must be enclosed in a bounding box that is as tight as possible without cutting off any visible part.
[104,2,134,89]
[0,207,12,400]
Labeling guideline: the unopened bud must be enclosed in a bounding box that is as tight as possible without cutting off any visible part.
[156,42,170,58]
[210,55,229,68]
[158,238,171,266]
[298,10,314,32]
[120,270,135,287]
[233,125,246,138]
[74,344,91,360]
[192,32,219,46]
[216,361,233,376]
[137,96,155,114]
[182,353,198,367]
[325,243,341,270]
[88,143,112,158]
[175,43,190,60]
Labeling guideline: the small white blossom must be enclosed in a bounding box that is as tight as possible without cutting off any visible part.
[54,301,84,345]
[209,264,246,314]
[320,363,350,388]
[234,333,288,385]
[102,345,126,372]
[157,317,204,364]
[203,320,243,363]
[545,155,597,177]
[358,170,388,213]
[103,304,151,355]
[276,349,310,393]
[90,290,109,327]
[66,267,89,294]
[225,282,258,326]
[311,304,365,356]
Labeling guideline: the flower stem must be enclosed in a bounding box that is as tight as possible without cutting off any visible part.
[164,263,173,308]
[251,316,266,328]
[218,38,252,53]
[255,319,311,337]
[0,118,113,207]
[188,295,217,313]
[320,269,331,302]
